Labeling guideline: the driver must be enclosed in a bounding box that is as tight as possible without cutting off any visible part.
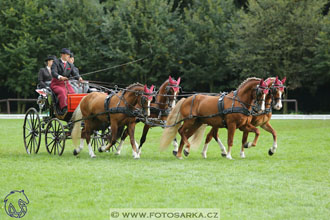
[50,48,83,113]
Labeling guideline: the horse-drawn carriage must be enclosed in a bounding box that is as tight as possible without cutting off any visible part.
[22,81,111,156]
[22,77,181,157]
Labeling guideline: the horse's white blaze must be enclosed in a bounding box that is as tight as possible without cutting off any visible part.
[217,138,227,154]
[115,140,124,155]
[261,94,266,111]
[88,143,96,158]
[274,91,282,110]
[147,100,151,116]
[171,92,177,108]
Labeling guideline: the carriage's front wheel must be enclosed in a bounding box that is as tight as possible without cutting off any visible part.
[23,108,41,154]
[45,118,66,156]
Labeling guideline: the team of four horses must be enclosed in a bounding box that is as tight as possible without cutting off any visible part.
[70,76,286,159]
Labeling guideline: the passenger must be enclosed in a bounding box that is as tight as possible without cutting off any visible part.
[50,48,83,113]
[67,53,88,93]
[38,55,56,89]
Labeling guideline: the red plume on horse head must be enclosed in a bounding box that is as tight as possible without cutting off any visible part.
[259,79,269,94]
[273,76,286,91]
[143,84,155,100]
[168,76,181,92]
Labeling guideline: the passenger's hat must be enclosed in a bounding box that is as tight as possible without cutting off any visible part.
[70,52,74,58]
[45,55,56,62]
[60,48,71,55]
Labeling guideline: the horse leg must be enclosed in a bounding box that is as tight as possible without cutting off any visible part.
[127,122,139,159]
[201,128,214,159]
[73,122,87,156]
[226,123,237,160]
[176,120,193,159]
[183,123,202,157]
[240,123,260,158]
[214,128,227,157]
[85,131,96,158]
[138,124,150,156]
[240,131,249,159]
[177,119,200,158]
[261,122,277,156]
[115,127,128,155]
[172,138,179,156]
[99,123,118,152]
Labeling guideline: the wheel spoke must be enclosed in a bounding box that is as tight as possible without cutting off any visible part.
[47,138,55,147]
[27,117,32,130]
[25,132,32,139]
[54,142,58,155]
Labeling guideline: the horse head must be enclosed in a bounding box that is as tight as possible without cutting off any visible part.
[167,76,181,108]
[254,79,270,113]
[143,85,155,116]
[270,76,286,110]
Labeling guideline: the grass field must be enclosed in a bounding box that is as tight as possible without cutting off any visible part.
[0,119,329,220]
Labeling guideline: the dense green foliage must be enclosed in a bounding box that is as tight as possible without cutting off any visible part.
[1,0,330,111]
[0,119,329,219]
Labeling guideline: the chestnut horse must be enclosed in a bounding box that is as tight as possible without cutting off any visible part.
[161,77,269,159]
[115,76,181,156]
[71,83,153,158]
[201,76,286,159]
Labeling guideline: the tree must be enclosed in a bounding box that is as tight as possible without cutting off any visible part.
[177,0,237,92]
[228,0,327,90]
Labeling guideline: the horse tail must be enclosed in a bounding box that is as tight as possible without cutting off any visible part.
[71,103,83,147]
[160,98,186,150]
[189,124,207,149]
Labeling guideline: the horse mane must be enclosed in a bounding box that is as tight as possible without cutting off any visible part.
[159,80,169,91]
[126,82,144,90]
[237,77,261,90]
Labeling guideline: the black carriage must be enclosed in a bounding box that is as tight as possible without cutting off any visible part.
[22,82,113,156]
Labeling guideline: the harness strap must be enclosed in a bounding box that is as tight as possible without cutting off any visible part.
[104,92,115,122]
[189,94,197,119]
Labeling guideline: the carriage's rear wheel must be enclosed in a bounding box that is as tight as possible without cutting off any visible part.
[45,118,66,156]
[23,108,41,154]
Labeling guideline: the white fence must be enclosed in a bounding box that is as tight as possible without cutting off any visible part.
[1,114,330,120]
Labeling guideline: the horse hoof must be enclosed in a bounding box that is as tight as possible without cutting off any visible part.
[98,147,103,153]
[244,142,250,148]
[73,149,78,156]
[176,156,183,160]
[201,152,207,159]
[226,154,233,160]
[221,153,227,157]
[268,149,274,156]
[172,151,177,156]
[90,154,96,158]
[115,152,121,155]
[184,149,189,157]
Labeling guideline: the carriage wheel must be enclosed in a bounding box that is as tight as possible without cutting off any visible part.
[45,118,66,156]
[91,130,105,152]
[91,128,117,152]
[23,108,41,154]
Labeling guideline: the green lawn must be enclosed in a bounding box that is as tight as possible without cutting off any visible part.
[0,119,329,220]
